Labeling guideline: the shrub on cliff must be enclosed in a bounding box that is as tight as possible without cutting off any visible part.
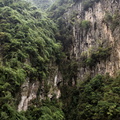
[80,47,111,69]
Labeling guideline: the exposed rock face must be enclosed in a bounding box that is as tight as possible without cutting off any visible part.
[18,0,120,111]
[18,66,63,111]
[62,0,120,81]
[48,70,63,99]
[18,78,40,111]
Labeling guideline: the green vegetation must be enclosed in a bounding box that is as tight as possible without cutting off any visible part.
[59,59,78,86]
[48,0,73,19]
[0,0,120,120]
[83,0,100,11]
[25,100,65,120]
[55,17,74,53]
[27,0,56,10]
[0,0,64,119]
[80,47,111,68]
[0,0,61,80]
[61,74,120,120]
[80,20,91,29]
[104,12,120,31]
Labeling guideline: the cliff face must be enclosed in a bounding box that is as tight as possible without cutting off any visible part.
[48,1,120,119]
[18,65,62,111]
[18,0,120,111]
[0,0,120,119]
[59,0,120,82]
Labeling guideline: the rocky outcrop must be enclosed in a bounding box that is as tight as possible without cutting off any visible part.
[61,0,120,81]
[18,0,120,111]
[18,78,40,111]
[18,66,63,111]
[48,70,63,99]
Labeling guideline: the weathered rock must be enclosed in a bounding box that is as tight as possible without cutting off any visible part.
[18,78,40,111]
[62,0,120,81]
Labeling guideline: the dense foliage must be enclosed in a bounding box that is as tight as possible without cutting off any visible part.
[25,0,57,10]
[48,0,73,19]
[49,0,120,119]
[80,47,111,69]
[25,100,64,120]
[104,12,120,31]
[62,74,120,120]
[0,0,64,119]
[83,0,100,11]
[0,0,120,120]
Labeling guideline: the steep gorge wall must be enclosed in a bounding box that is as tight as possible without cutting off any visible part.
[18,0,120,111]
[60,0,120,82]
[0,0,120,119]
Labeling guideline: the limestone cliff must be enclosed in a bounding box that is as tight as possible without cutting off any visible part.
[1,0,119,119]
[55,0,120,83]
[18,0,120,111]
[18,65,62,111]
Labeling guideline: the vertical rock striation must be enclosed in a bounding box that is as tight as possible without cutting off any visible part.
[17,0,120,111]
[18,78,40,111]
[60,0,120,81]
[18,66,63,111]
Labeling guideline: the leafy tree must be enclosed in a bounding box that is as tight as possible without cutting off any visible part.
[0,0,62,119]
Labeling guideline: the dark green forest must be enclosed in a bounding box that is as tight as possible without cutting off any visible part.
[0,0,64,119]
[0,0,120,120]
